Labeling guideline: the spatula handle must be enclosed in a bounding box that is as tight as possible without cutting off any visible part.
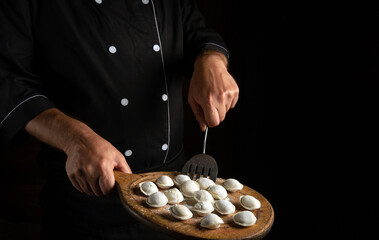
[203,126,208,154]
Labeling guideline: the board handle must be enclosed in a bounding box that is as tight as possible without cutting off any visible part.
[113,170,142,185]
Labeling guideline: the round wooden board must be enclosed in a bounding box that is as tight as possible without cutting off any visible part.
[114,171,274,240]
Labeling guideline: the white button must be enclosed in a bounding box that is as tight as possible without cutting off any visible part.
[142,0,149,4]
[161,144,168,151]
[121,98,129,106]
[109,46,117,54]
[153,44,160,52]
[162,94,168,101]
[95,0,102,4]
[124,150,133,157]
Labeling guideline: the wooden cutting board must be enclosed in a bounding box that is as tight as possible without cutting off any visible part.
[114,171,274,240]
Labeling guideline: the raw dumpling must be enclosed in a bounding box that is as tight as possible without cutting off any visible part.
[146,192,168,208]
[207,184,227,200]
[200,213,224,229]
[192,201,214,216]
[164,188,184,204]
[196,177,215,190]
[240,195,261,210]
[233,211,257,227]
[180,180,200,198]
[222,178,243,192]
[169,204,193,220]
[193,190,214,203]
[214,200,236,215]
[173,174,191,187]
[155,175,174,189]
[139,181,159,196]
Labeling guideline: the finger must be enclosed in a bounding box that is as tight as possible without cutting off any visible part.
[77,178,93,196]
[216,104,226,123]
[83,164,105,197]
[99,169,115,195]
[188,96,207,131]
[77,170,94,196]
[230,96,238,109]
[114,155,132,174]
[83,180,95,196]
[202,103,220,127]
[88,177,103,197]
[68,175,83,193]
[225,101,232,113]
[230,92,239,109]
[199,122,207,132]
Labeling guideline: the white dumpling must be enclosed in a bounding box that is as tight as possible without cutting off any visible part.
[214,200,236,215]
[139,181,159,196]
[240,195,261,210]
[196,177,215,190]
[193,190,214,203]
[155,175,174,189]
[192,201,214,216]
[207,184,227,200]
[146,192,168,208]
[169,204,193,220]
[180,180,200,198]
[222,178,243,192]
[200,213,224,229]
[164,188,184,204]
[233,211,257,227]
[174,174,191,187]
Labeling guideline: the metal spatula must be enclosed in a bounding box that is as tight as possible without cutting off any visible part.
[182,127,218,181]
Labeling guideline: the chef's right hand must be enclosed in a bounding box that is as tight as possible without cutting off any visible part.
[65,132,132,196]
[25,108,132,197]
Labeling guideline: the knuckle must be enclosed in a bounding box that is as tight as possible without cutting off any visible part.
[205,95,214,108]
[98,157,109,169]
[208,118,220,127]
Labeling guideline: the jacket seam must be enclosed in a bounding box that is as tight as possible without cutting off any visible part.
[0,94,48,127]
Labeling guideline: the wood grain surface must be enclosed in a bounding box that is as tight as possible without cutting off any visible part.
[114,171,274,240]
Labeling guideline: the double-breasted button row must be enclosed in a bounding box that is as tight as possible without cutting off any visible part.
[97,0,167,158]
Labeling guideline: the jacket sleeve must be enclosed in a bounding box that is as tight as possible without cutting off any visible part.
[181,0,229,73]
[0,0,55,148]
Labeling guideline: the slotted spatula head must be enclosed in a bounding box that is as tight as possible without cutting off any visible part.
[181,153,218,181]
[182,127,218,181]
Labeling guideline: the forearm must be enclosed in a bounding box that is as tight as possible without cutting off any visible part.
[24,108,94,154]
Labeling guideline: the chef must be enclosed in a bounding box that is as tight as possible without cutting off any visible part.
[0,0,239,239]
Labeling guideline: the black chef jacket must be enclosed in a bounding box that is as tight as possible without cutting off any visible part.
[0,0,228,234]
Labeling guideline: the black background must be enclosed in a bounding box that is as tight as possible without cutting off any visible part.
[1,1,378,239]
[191,1,378,239]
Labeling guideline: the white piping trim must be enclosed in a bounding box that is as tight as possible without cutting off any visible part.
[200,42,230,58]
[0,94,48,126]
[151,0,171,163]
[201,42,229,52]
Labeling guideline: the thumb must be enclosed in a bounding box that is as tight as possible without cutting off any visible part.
[114,155,132,174]
[202,103,220,128]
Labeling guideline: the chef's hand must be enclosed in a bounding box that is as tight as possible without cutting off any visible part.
[64,130,132,196]
[188,50,239,131]
[25,108,132,196]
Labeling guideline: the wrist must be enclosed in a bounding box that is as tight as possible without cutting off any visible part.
[62,119,96,155]
[194,50,228,71]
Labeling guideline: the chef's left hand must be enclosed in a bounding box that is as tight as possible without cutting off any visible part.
[188,50,239,132]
